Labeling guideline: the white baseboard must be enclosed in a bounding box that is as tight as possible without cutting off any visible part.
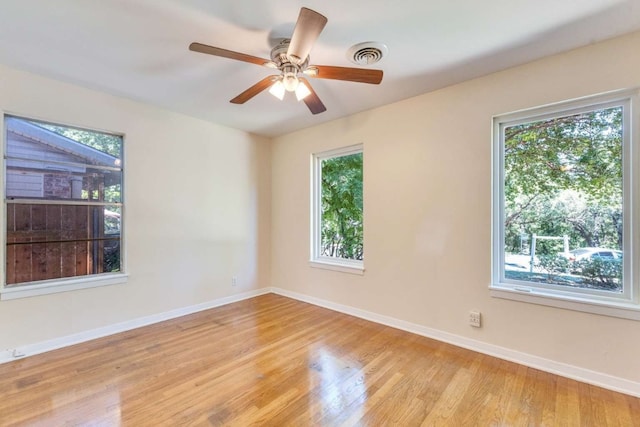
[271,287,640,398]
[3,286,638,398]
[0,288,270,365]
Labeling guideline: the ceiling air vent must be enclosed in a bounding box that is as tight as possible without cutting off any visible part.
[347,42,388,65]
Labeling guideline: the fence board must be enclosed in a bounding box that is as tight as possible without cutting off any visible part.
[14,243,32,284]
[6,204,16,284]
[46,204,62,240]
[15,204,31,232]
[7,203,101,284]
[32,243,48,282]
[45,241,62,281]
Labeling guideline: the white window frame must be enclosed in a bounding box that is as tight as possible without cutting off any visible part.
[310,144,364,274]
[0,114,127,300]
[491,89,640,320]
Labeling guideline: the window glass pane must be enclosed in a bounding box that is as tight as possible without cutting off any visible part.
[6,168,122,203]
[4,116,123,288]
[34,122,122,158]
[5,116,122,202]
[320,152,363,260]
[6,116,121,162]
[5,204,121,286]
[104,206,121,234]
[503,106,623,292]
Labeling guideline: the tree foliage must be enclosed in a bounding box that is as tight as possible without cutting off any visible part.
[504,107,623,290]
[321,153,363,260]
[504,107,622,254]
[37,122,122,157]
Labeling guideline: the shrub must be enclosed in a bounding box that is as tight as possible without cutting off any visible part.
[536,254,570,282]
[573,257,622,291]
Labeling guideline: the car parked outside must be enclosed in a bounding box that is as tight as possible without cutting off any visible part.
[563,247,622,262]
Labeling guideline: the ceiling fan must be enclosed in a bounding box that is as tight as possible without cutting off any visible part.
[189,7,383,115]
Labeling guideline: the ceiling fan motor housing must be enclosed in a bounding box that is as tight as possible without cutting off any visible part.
[271,39,309,72]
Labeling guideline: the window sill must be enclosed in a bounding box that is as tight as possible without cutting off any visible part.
[490,284,640,321]
[0,273,128,300]
[309,259,364,275]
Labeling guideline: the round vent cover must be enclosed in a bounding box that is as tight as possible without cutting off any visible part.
[347,42,388,65]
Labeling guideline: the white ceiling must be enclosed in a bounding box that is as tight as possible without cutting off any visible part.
[1,0,639,137]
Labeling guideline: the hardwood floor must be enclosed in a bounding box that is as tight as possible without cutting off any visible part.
[1,293,639,426]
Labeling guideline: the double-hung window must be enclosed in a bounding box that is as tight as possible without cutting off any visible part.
[311,144,364,273]
[1,115,125,299]
[491,89,640,319]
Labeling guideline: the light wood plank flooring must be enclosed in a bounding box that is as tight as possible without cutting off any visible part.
[1,293,639,426]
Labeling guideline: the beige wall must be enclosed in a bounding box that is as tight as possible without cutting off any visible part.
[0,64,271,350]
[271,31,640,382]
[2,29,639,386]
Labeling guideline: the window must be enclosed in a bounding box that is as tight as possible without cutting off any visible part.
[491,90,640,319]
[1,116,125,299]
[311,145,364,273]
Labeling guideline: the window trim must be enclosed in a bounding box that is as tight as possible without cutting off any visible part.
[491,89,640,320]
[310,144,364,273]
[0,273,128,300]
[1,113,127,300]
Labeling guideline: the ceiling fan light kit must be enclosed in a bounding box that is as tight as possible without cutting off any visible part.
[281,65,299,92]
[268,80,286,100]
[295,82,311,101]
[189,7,384,115]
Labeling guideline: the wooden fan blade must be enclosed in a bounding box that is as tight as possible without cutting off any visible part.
[189,42,271,67]
[287,8,327,65]
[230,76,279,104]
[299,78,326,115]
[306,65,383,84]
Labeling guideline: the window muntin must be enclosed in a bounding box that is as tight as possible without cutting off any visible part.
[492,91,639,313]
[4,115,123,288]
[311,145,363,271]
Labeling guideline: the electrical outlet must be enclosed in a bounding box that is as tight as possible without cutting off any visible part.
[469,311,481,328]
[231,276,237,286]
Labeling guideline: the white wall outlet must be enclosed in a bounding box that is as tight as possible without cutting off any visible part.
[231,276,237,286]
[469,310,481,328]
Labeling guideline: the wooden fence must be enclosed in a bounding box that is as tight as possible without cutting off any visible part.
[5,203,110,285]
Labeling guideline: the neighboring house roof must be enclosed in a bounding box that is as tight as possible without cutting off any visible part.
[5,116,118,168]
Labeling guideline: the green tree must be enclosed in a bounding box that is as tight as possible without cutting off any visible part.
[504,107,622,255]
[321,153,363,260]
[505,108,622,200]
[36,122,122,157]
